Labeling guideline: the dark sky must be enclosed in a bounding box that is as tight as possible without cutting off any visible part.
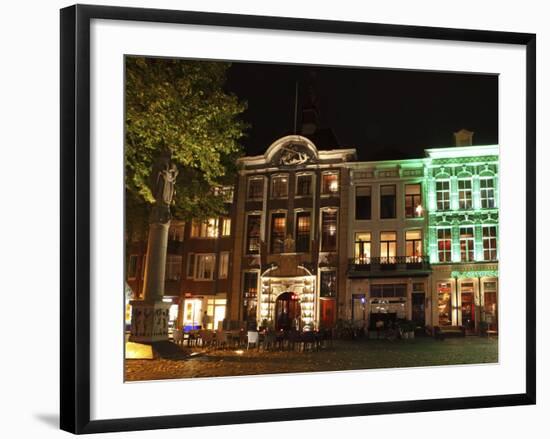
[225,62,498,161]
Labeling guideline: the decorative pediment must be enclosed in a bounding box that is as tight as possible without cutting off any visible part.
[278,143,313,166]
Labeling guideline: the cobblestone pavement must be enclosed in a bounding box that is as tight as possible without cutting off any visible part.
[125,337,498,381]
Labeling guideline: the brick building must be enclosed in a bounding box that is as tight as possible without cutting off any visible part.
[126,131,499,334]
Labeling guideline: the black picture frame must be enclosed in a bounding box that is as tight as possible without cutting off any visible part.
[60,4,536,434]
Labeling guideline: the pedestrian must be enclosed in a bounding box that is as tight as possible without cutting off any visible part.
[201,310,210,329]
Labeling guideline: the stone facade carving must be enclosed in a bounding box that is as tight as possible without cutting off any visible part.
[279,143,311,166]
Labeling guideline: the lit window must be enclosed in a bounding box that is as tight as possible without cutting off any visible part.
[480,177,496,208]
[321,209,337,252]
[242,272,258,323]
[405,184,422,218]
[322,172,339,195]
[219,252,230,279]
[271,175,288,198]
[295,211,311,253]
[168,222,185,241]
[195,254,216,280]
[405,230,423,261]
[380,185,396,219]
[247,178,264,200]
[296,174,312,196]
[483,226,497,261]
[354,232,371,264]
[437,228,452,262]
[380,231,397,263]
[165,255,182,281]
[436,180,450,210]
[460,227,475,262]
[246,215,261,255]
[221,217,231,236]
[458,179,473,209]
[355,186,371,220]
[270,213,286,254]
[320,271,337,297]
[191,218,219,238]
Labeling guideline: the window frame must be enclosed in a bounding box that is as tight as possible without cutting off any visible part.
[269,211,287,254]
[379,231,397,263]
[437,228,452,263]
[295,172,313,197]
[404,183,422,218]
[321,171,340,196]
[482,225,498,261]
[354,232,371,264]
[221,217,231,237]
[194,253,216,281]
[480,176,496,209]
[355,185,372,220]
[219,251,230,279]
[271,174,289,199]
[295,210,312,253]
[436,179,451,211]
[245,213,262,255]
[247,176,265,201]
[405,229,423,260]
[320,208,338,252]
[165,254,183,281]
[458,178,473,210]
[379,184,397,219]
[459,227,475,262]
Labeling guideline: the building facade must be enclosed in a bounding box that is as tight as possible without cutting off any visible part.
[425,144,499,333]
[126,134,499,334]
[230,135,356,330]
[346,158,430,330]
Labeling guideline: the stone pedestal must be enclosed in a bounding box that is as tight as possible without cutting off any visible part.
[129,152,178,343]
[129,300,171,343]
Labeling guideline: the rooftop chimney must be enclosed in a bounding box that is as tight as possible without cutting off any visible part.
[453,128,474,146]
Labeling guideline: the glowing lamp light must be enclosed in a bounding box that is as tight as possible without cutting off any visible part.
[329,181,339,192]
[415,205,423,216]
[329,225,336,236]
[235,350,244,355]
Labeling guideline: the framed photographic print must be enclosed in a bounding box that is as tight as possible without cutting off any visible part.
[60,4,536,434]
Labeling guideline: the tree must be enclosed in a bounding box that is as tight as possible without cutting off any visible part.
[125,57,248,240]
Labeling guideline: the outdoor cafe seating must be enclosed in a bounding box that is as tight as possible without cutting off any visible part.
[175,326,334,352]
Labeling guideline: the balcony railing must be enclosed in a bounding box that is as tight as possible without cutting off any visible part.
[348,256,431,275]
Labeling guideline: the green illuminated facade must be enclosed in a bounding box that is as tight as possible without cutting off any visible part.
[346,143,499,333]
[425,145,499,332]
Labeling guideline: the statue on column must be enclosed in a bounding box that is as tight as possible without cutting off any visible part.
[130,150,179,343]
[149,152,179,224]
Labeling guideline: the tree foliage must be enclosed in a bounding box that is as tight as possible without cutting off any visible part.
[125,57,248,238]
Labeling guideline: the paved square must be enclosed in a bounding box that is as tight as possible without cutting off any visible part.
[125,337,498,381]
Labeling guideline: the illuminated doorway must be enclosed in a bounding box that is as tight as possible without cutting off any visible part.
[460,282,476,330]
[275,292,301,330]
[182,298,202,330]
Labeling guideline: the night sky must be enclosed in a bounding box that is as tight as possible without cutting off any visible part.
[225,62,498,161]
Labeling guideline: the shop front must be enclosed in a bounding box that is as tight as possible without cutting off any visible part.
[349,279,429,330]
[432,265,498,333]
[181,293,227,331]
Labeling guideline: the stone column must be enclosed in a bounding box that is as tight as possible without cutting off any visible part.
[130,152,177,343]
